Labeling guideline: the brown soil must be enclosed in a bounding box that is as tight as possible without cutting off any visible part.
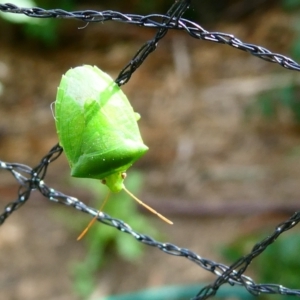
[1,5,300,300]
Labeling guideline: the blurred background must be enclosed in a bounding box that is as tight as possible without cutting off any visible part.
[1,0,300,299]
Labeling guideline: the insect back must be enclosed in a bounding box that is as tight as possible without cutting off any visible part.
[55,65,149,188]
[55,65,172,237]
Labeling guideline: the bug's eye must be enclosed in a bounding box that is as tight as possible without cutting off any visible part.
[121,173,127,180]
[101,179,106,185]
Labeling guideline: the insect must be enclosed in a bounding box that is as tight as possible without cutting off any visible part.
[55,65,172,239]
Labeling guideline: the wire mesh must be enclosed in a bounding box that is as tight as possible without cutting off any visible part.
[1,2,300,72]
[1,1,300,299]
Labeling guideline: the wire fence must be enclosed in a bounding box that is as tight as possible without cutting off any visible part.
[1,1,300,299]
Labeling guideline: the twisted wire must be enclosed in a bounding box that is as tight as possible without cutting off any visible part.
[0,3,300,72]
[1,1,300,299]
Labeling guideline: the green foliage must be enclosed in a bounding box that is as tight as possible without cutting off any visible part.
[245,2,300,126]
[68,171,159,298]
[290,36,300,62]
[221,231,300,300]
[288,2,300,63]
[27,0,75,46]
[0,0,76,46]
[101,284,256,300]
[0,0,38,23]
[23,19,59,46]
[0,0,41,39]
[246,84,300,124]
[281,0,300,11]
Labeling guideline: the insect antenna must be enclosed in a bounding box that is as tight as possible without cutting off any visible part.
[122,186,173,225]
[77,191,111,240]
[50,102,56,120]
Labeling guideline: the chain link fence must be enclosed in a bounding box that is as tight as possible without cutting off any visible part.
[1,1,300,299]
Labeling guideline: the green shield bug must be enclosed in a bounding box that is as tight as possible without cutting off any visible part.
[55,65,172,238]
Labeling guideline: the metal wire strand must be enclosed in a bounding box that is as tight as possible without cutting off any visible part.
[1,2,300,72]
[1,145,300,299]
[1,1,300,299]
